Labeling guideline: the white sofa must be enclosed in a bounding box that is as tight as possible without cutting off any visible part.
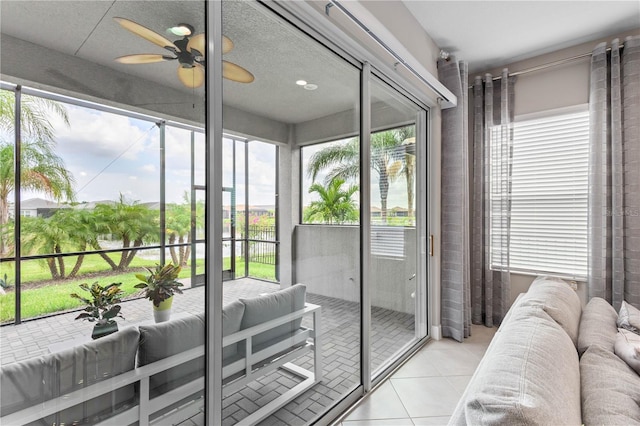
[0,284,322,426]
[449,276,640,425]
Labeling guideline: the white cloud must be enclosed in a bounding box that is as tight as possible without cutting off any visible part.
[51,105,156,161]
[141,164,156,173]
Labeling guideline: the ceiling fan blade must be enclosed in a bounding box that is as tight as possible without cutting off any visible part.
[187,33,205,57]
[187,34,233,57]
[115,54,169,64]
[223,60,254,83]
[178,65,205,88]
[222,36,234,54]
[114,17,179,52]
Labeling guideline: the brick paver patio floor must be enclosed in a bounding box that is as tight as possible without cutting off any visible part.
[0,278,416,425]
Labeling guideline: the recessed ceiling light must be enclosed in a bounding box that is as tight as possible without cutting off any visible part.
[296,80,307,86]
[169,23,194,37]
[304,83,318,91]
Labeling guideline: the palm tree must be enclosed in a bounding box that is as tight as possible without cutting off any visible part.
[307,130,405,223]
[0,140,75,225]
[166,194,192,267]
[395,125,416,220]
[0,91,69,143]
[0,92,73,254]
[304,178,359,224]
[20,209,87,280]
[93,195,159,270]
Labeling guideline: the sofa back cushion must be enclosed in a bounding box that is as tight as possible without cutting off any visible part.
[450,305,582,426]
[577,296,619,355]
[1,326,139,425]
[240,284,306,349]
[519,276,582,347]
[580,344,640,424]
[138,313,205,395]
[222,300,246,360]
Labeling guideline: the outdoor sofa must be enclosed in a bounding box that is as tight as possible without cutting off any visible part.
[0,284,322,426]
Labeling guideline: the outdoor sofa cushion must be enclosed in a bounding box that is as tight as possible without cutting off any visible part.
[239,283,306,349]
[222,299,246,361]
[138,313,206,395]
[0,326,139,425]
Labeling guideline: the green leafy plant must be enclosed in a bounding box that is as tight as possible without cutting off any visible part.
[134,263,183,307]
[0,273,12,290]
[70,282,124,325]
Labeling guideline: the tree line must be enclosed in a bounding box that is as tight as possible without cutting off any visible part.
[304,125,416,225]
[2,195,203,281]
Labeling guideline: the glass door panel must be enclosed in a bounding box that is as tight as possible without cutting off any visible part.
[0,1,206,424]
[222,0,361,423]
[369,76,426,376]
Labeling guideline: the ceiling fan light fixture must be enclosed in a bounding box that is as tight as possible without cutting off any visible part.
[169,23,194,37]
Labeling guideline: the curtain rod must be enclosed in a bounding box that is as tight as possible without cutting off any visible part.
[468,44,624,88]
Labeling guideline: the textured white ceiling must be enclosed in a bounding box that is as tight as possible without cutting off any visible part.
[0,0,360,125]
[5,1,636,124]
[403,0,640,73]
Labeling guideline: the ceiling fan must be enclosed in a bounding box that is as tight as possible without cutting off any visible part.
[113,17,254,88]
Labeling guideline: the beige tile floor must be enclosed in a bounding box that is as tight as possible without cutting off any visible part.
[340,324,496,426]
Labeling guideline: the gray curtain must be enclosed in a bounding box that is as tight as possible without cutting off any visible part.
[588,35,640,310]
[438,58,471,342]
[471,70,516,327]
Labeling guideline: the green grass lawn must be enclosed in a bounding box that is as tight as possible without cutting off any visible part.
[1,254,275,323]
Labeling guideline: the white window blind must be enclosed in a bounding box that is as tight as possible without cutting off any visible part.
[371,225,406,258]
[494,109,589,278]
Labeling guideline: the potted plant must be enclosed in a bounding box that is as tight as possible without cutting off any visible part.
[70,282,124,339]
[135,263,183,323]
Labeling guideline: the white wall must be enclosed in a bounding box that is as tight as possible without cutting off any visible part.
[478,28,639,117]
[472,28,640,307]
[294,225,418,314]
[358,1,440,77]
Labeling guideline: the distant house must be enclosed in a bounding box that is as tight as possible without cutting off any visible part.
[8,198,66,219]
[234,205,275,217]
[390,206,409,217]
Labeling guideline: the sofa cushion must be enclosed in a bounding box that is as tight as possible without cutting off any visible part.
[614,328,640,374]
[222,300,246,361]
[240,284,306,348]
[1,326,139,425]
[617,300,640,334]
[449,305,582,426]
[518,276,582,347]
[581,344,640,424]
[138,313,205,395]
[577,297,619,356]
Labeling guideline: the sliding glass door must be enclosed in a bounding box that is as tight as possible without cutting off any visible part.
[220,1,361,423]
[368,76,428,378]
